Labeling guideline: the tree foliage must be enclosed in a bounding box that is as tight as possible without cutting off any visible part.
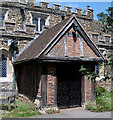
[79,54,113,82]
[97,7,113,33]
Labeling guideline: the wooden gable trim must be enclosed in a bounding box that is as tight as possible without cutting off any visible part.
[42,19,75,56]
[73,20,105,60]
[39,56,103,63]
[40,16,104,60]
[64,33,68,57]
[36,16,74,59]
[79,35,84,57]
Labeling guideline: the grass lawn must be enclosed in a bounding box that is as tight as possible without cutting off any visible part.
[1,99,41,118]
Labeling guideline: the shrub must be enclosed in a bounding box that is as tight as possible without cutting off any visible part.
[86,88,113,112]
[96,86,107,96]
[2,99,41,118]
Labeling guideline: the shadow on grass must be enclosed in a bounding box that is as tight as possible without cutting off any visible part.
[0,104,16,111]
[2,99,41,118]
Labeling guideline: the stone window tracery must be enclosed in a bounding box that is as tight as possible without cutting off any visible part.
[31,12,49,32]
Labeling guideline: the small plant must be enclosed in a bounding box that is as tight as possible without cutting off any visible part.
[79,65,99,82]
[86,87,113,112]
[80,54,113,82]
[2,99,41,118]
[96,86,107,96]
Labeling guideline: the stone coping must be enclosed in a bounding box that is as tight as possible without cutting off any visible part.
[1,1,94,19]
[104,34,111,37]
[0,27,5,30]
[26,24,36,27]
[91,32,99,35]
[53,3,61,6]
[40,1,49,4]
[1,33,34,39]
[75,8,82,10]
[0,7,9,10]
[4,20,16,24]
[97,43,113,47]
[65,5,72,8]
[15,29,26,33]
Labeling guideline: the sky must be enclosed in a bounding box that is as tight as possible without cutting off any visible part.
[35,1,113,20]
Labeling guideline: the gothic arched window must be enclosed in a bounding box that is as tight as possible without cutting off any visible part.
[0,54,7,77]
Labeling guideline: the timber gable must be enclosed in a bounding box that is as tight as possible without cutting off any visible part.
[41,16,104,61]
[46,27,98,58]
[15,16,104,64]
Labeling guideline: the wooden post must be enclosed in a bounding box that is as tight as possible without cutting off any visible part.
[14,95,16,108]
[8,97,10,111]
[81,76,85,108]
[64,33,68,57]
[41,64,47,108]
[79,36,84,57]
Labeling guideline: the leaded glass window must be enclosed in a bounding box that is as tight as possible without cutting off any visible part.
[0,13,4,27]
[33,17,38,31]
[40,18,45,31]
[0,54,7,77]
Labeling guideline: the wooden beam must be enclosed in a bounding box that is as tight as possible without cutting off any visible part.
[39,56,103,62]
[79,36,84,57]
[64,33,68,57]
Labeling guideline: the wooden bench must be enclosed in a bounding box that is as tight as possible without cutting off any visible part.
[0,90,16,111]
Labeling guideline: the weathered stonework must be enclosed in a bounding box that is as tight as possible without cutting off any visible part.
[49,14,62,27]
[0,82,13,90]
[96,79,112,92]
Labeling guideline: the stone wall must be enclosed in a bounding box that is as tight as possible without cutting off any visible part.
[49,14,62,27]
[96,79,112,92]
[1,1,112,55]
[0,82,13,90]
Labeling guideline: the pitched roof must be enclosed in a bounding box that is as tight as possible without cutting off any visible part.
[15,16,72,63]
[15,15,104,64]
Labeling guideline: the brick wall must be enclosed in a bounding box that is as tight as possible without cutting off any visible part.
[84,76,92,102]
[47,27,98,58]
[47,66,56,105]
[47,38,65,57]
[83,40,97,58]
[84,76,96,105]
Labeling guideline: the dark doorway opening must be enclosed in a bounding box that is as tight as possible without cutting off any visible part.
[56,63,82,109]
